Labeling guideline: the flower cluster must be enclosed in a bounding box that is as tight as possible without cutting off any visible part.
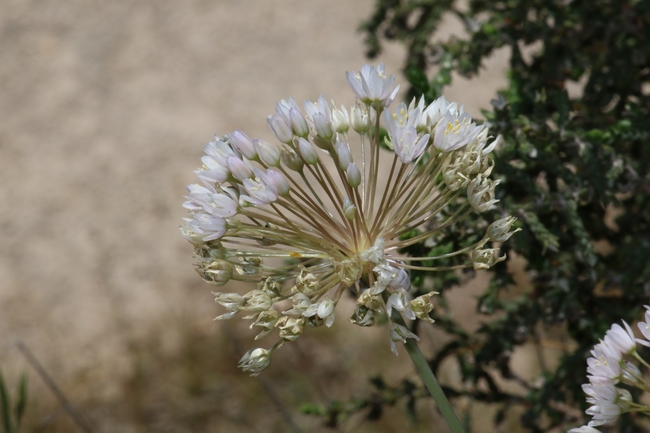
[569,307,650,432]
[181,64,518,376]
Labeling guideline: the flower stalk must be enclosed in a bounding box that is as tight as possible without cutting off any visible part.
[386,299,466,433]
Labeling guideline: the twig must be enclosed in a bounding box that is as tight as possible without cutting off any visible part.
[15,341,98,433]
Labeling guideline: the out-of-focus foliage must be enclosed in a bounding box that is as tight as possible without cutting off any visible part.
[306,0,650,431]
[0,370,27,433]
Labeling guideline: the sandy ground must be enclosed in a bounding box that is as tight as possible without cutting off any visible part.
[0,1,510,431]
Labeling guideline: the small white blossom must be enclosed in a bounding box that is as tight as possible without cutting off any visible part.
[346,63,400,107]
[386,289,416,320]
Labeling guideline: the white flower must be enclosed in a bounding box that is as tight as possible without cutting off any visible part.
[383,104,429,164]
[604,321,636,356]
[433,110,485,152]
[568,426,601,433]
[182,64,516,374]
[346,63,400,107]
[386,289,416,320]
[636,305,650,346]
[304,295,336,327]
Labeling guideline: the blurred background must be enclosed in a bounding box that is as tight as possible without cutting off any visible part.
[0,0,508,431]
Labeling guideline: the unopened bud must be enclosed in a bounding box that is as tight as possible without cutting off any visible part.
[342,197,356,221]
[351,104,375,134]
[281,146,304,172]
[254,139,280,166]
[264,169,290,196]
[298,138,319,165]
[289,108,309,138]
[267,114,293,144]
[313,112,333,139]
[227,129,257,160]
[226,155,253,181]
[347,162,361,187]
[332,104,349,133]
[336,141,352,170]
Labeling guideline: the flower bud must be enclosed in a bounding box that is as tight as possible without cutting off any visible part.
[332,104,349,133]
[254,139,281,166]
[313,112,333,139]
[471,248,506,270]
[336,141,352,170]
[487,216,521,242]
[227,129,257,160]
[351,104,373,133]
[346,162,361,187]
[298,137,319,165]
[238,348,271,376]
[226,155,253,181]
[281,146,304,172]
[267,114,293,144]
[289,107,310,138]
[264,168,290,196]
[342,197,356,221]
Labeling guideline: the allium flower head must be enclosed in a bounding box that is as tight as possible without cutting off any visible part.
[182,64,513,375]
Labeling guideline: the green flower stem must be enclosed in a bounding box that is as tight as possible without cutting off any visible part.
[386,302,466,433]
[402,336,466,433]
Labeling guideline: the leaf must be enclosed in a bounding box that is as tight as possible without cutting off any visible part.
[14,374,27,431]
[0,370,13,433]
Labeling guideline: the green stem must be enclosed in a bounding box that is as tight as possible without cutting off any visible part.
[402,337,466,433]
[387,304,466,433]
